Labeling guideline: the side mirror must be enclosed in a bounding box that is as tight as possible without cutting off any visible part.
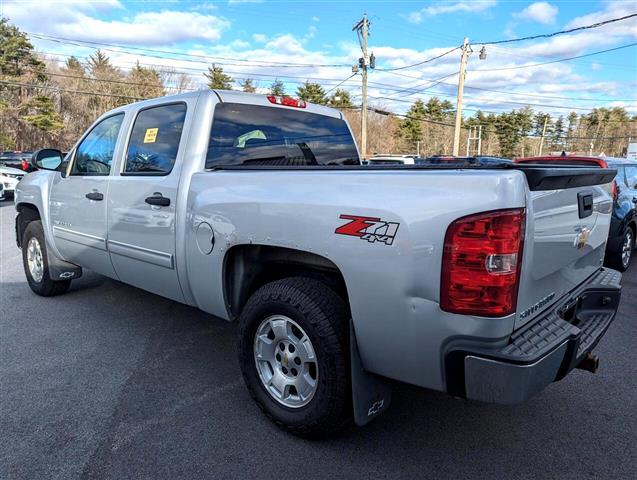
[32,148,63,171]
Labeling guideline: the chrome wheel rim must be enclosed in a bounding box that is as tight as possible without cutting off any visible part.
[27,237,44,283]
[622,231,633,269]
[253,315,318,408]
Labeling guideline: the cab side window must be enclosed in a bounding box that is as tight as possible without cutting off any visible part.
[124,103,187,175]
[625,166,637,189]
[71,113,124,176]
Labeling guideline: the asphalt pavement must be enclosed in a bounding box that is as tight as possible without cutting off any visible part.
[1,199,636,480]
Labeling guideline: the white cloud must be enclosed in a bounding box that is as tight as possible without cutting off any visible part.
[3,1,230,45]
[514,2,558,25]
[406,1,497,24]
[4,0,632,116]
[229,39,251,49]
[306,25,317,40]
[565,0,637,38]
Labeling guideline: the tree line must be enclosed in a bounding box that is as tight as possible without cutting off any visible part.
[1,18,635,157]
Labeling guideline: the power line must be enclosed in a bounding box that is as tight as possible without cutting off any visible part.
[476,42,637,72]
[38,46,634,104]
[375,46,460,72]
[35,51,636,116]
[324,72,358,95]
[381,71,459,99]
[459,84,636,103]
[28,32,351,68]
[25,67,191,92]
[475,13,637,45]
[0,79,145,100]
[379,70,636,103]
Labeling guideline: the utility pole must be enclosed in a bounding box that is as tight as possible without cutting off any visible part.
[452,37,470,156]
[353,14,373,159]
[538,115,548,155]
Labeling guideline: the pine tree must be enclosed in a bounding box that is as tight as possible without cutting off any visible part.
[398,100,427,145]
[269,79,285,96]
[0,17,45,77]
[296,81,327,104]
[424,97,454,121]
[205,64,233,90]
[127,62,164,99]
[20,95,64,132]
[328,89,353,108]
[240,78,257,93]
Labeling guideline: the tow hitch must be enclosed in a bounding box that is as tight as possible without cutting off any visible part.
[576,352,599,374]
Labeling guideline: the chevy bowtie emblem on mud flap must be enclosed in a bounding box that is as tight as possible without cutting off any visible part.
[335,215,400,245]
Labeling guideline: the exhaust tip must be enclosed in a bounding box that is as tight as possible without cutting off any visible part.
[576,352,599,374]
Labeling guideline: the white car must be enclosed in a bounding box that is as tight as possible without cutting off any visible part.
[0,165,25,197]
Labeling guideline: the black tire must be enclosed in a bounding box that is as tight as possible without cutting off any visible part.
[22,220,71,296]
[238,277,351,438]
[606,226,634,272]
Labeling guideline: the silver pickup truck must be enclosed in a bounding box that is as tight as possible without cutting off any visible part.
[15,90,622,437]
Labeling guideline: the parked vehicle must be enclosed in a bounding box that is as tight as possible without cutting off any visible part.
[0,165,25,198]
[0,182,4,201]
[0,151,32,171]
[367,154,417,165]
[15,90,622,437]
[515,155,637,271]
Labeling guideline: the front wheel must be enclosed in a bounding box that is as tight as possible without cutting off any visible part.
[22,220,71,296]
[238,277,351,438]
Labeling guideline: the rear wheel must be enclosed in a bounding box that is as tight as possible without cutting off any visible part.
[22,221,71,296]
[607,227,634,272]
[238,277,351,438]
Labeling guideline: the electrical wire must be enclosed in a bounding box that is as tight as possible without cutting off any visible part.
[475,13,637,45]
[324,72,358,95]
[0,79,145,100]
[476,42,637,72]
[375,46,460,72]
[27,32,351,68]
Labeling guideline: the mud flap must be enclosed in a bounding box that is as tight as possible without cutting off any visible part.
[46,240,82,281]
[350,321,392,426]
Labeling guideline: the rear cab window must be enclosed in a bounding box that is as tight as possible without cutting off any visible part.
[206,103,359,168]
[124,103,187,175]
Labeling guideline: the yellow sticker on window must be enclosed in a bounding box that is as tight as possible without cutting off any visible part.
[143,128,158,143]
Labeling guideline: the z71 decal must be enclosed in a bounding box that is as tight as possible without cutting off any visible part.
[335,215,400,246]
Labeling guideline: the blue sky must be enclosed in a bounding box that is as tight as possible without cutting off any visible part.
[2,0,636,116]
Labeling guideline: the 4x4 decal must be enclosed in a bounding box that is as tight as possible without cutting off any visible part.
[335,215,400,246]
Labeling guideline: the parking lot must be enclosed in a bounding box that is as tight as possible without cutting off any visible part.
[1,198,636,479]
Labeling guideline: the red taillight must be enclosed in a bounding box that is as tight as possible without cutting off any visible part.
[441,208,525,317]
[611,180,618,202]
[267,95,307,108]
[21,159,29,171]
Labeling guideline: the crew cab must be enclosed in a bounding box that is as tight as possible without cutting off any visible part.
[15,90,622,437]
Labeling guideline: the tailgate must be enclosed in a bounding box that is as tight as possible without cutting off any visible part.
[515,168,615,329]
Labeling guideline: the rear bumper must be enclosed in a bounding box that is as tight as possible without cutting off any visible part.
[445,268,622,405]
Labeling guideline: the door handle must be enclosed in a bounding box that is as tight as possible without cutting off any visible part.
[85,191,104,201]
[145,193,170,207]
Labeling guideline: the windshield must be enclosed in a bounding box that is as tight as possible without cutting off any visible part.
[206,103,360,168]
